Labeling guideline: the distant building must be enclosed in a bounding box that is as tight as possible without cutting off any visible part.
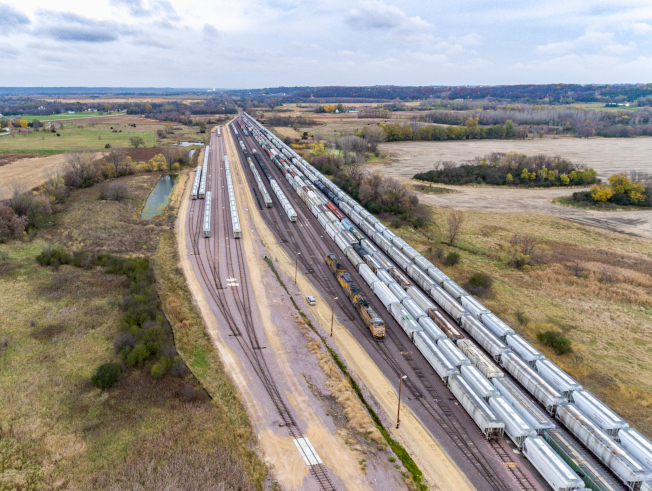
[346,109,359,113]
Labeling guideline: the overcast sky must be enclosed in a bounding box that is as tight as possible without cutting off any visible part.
[1,0,652,88]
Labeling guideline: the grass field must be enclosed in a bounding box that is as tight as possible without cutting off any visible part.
[388,208,652,436]
[0,124,156,153]
[0,171,266,489]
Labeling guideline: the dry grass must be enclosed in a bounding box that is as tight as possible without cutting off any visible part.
[391,208,652,436]
[40,173,165,254]
[0,171,267,490]
[297,314,384,446]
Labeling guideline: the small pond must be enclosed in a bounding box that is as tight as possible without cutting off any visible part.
[173,141,203,147]
[141,174,178,219]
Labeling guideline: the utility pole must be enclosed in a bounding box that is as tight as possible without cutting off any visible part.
[396,375,407,429]
[294,251,300,284]
[330,296,338,337]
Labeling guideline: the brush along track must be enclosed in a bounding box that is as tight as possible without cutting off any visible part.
[235,121,532,491]
[189,130,335,491]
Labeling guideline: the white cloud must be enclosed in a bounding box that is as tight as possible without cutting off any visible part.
[630,22,652,35]
[346,0,432,33]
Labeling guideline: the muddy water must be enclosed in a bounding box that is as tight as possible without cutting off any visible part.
[141,174,178,219]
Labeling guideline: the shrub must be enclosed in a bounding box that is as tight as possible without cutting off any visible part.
[113,332,136,353]
[443,252,460,266]
[107,182,129,201]
[126,342,151,366]
[515,309,529,326]
[36,245,71,268]
[469,273,493,289]
[170,356,186,378]
[0,206,27,243]
[537,330,573,355]
[468,272,493,295]
[91,362,121,389]
[150,355,173,380]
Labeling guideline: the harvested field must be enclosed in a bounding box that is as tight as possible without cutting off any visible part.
[377,138,652,180]
[0,154,39,167]
[0,154,71,200]
[404,183,652,240]
[365,138,652,239]
[273,126,302,140]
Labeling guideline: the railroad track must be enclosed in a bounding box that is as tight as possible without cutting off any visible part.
[236,119,537,491]
[220,127,336,490]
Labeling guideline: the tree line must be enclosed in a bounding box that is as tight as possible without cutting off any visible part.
[414,152,599,187]
[380,118,527,141]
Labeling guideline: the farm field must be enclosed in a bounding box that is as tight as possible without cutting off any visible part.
[376,138,652,180]
[399,183,652,240]
[0,154,73,200]
[0,124,156,153]
[389,207,652,437]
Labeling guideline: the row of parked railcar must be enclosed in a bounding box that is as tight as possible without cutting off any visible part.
[222,148,241,239]
[203,191,212,237]
[191,163,202,200]
[241,112,652,491]
[232,125,273,209]
[245,125,297,222]
[192,145,210,200]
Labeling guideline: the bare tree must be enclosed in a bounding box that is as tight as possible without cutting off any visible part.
[107,182,129,201]
[103,149,128,175]
[446,210,464,245]
[569,259,585,278]
[64,151,99,188]
[598,265,618,285]
[362,125,386,153]
[161,146,178,170]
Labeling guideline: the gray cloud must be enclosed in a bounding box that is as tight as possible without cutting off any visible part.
[34,11,133,43]
[0,4,30,33]
[44,27,118,43]
[203,23,220,40]
[346,0,431,32]
[110,0,179,20]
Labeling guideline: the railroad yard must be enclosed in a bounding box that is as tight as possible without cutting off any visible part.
[175,111,651,491]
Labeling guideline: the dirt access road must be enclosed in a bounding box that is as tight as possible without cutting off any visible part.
[367,139,652,240]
